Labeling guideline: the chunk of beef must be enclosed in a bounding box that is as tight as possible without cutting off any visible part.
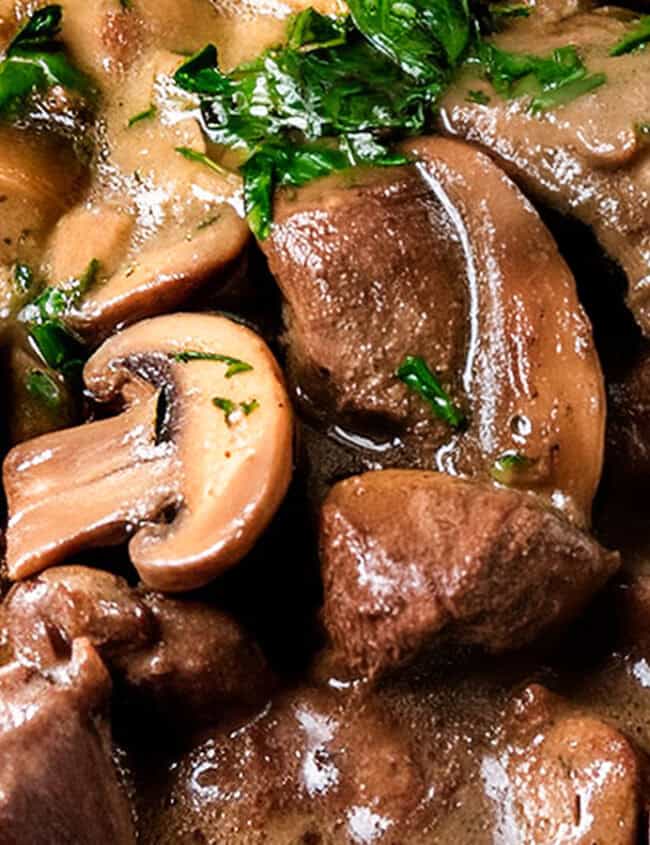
[321,470,618,677]
[263,137,605,524]
[143,685,427,844]
[438,10,650,333]
[483,684,641,844]
[0,639,135,845]
[3,566,273,725]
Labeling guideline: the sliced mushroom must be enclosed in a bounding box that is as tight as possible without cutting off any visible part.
[43,48,251,340]
[0,125,85,270]
[3,312,293,591]
[437,9,650,334]
[263,137,605,525]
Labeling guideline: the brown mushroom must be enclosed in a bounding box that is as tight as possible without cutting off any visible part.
[0,125,85,270]
[48,49,251,340]
[3,312,293,591]
[263,137,605,526]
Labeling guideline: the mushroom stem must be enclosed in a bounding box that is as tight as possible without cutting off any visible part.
[4,391,178,580]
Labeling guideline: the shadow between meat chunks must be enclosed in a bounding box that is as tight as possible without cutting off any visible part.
[321,470,619,677]
[263,137,605,525]
[0,639,135,845]
[2,565,274,726]
[438,9,650,334]
[484,684,642,845]
[607,343,650,486]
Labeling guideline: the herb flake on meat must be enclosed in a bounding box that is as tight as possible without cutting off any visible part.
[610,16,650,57]
[396,354,465,429]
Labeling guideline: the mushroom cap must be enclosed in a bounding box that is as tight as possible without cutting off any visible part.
[3,313,294,592]
[84,312,294,591]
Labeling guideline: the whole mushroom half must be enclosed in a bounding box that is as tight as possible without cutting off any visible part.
[3,313,293,591]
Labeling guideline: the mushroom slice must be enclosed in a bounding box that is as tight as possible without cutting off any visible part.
[3,313,294,591]
[0,125,85,268]
[263,137,605,525]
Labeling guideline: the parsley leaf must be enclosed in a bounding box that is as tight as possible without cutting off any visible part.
[19,258,99,379]
[477,42,605,112]
[175,145,232,176]
[610,16,650,57]
[490,451,532,485]
[172,350,253,377]
[396,354,465,428]
[347,0,471,80]
[173,2,605,237]
[25,369,63,409]
[0,5,92,119]
[173,13,433,237]
[128,104,156,127]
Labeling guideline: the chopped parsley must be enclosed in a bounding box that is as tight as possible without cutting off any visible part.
[466,88,491,104]
[212,396,237,423]
[175,145,232,177]
[25,369,62,409]
[13,263,34,294]
[610,16,650,57]
[128,104,157,127]
[172,350,253,377]
[475,42,605,113]
[173,1,606,239]
[0,5,92,119]
[240,398,260,415]
[396,354,465,429]
[19,258,99,379]
[213,396,260,425]
[489,451,532,485]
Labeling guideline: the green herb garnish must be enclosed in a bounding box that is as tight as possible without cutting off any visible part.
[488,2,530,19]
[175,145,231,177]
[476,42,605,113]
[172,15,436,238]
[212,396,237,424]
[240,398,260,415]
[173,2,604,238]
[25,368,62,409]
[490,451,532,485]
[19,258,99,378]
[610,16,650,57]
[172,350,253,377]
[466,88,490,104]
[0,5,92,119]
[396,354,465,428]
[213,396,260,425]
[13,263,34,294]
[128,104,156,127]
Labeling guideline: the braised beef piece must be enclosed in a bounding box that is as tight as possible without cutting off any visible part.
[438,9,650,334]
[0,639,135,845]
[137,672,647,845]
[141,684,428,844]
[3,566,273,725]
[320,470,618,677]
[484,684,642,844]
[264,137,605,525]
